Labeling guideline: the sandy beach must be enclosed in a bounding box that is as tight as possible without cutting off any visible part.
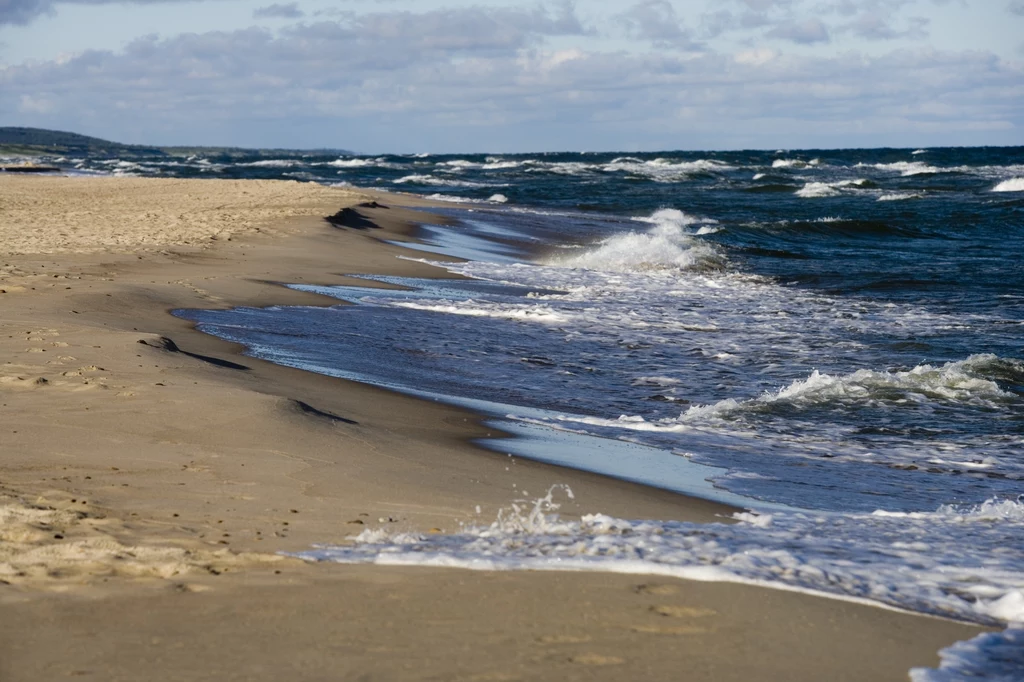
[0,175,986,681]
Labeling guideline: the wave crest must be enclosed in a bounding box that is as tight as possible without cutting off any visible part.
[682,354,1021,422]
[545,209,724,273]
[993,178,1024,192]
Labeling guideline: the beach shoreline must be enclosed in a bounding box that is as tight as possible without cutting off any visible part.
[0,175,986,680]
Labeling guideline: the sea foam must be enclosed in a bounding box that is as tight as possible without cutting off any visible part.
[678,354,1020,422]
[295,489,1024,626]
[992,178,1024,192]
[545,209,723,273]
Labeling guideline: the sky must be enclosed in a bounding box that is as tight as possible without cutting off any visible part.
[1,0,1022,153]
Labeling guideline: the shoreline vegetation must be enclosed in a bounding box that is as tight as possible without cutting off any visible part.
[0,175,984,680]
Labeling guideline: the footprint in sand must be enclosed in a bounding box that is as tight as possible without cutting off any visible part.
[628,604,718,636]
[633,583,679,596]
[649,605,718,618]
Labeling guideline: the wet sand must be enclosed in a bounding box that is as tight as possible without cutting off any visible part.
[0,175,984,680]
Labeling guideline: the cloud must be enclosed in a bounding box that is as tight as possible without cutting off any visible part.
[1,2,1020,151]
[4,17,1021,151]
[0,0,211,26]
[843,13,928,40]
[2,0,58,25]
[254,3,304,20]
[767,17,830,44]
[617,0,701,50]
[1009,0,1024,15]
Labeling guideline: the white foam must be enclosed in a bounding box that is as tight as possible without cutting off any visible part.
[384,300,567,324]
[631,376,682,387]
[238,159,300,168]
[603,158,735,182]
[912,149,928,155]
[488,194,509,204]
[296,491,1024,626]
[438,159,480,169]
[546,210,723,273]
[878,192,924,201]
[796,179,866,198]
[423,193,483,204]
[910,628,1024,682]
[394,174,494,188]
[328,158,374,168]
[863,161,943,176]
[680,355,1017,422]
[992,178,1024,192]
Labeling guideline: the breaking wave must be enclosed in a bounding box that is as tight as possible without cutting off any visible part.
[544,209,724,273]
[681,354,1021,422]
[795,179,868,198]
[992,178,1024,192]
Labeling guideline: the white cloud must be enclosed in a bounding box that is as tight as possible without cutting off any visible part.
[1,1,1020,150]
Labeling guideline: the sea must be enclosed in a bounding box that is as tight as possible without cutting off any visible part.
[47,147,1024,678]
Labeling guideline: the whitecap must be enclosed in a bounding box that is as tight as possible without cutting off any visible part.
[795,180,866,198]
[238,159,300,168]
[771,158,809,169]
[328,158,374,168]
[393,174,493,188]
[862,161,943,176]
[679,354,1019,422]
[546,209,723,273]
[992,178,1024,192]
[877,192,924,201]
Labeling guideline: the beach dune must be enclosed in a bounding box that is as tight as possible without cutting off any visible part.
[0,176,983,680]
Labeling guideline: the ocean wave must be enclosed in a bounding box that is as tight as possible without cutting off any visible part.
[992,177,1024,192]
[861,161,946,176]
[680,354,1021,422]
[911,628,1024,682]
[384,300,566,324]
[237,159,301,168]
[543,355,1021,433]
[877,192,925,202]
[603,158,735,181]
[545,209,724,273]
[795,179,868,198]
[393,174,495,188]
[771,158,820,169]
[424,193,480,204]
[328,158,375,168]
[523,161,594,176]
[295,488,1024,626]
[422,193,509,205]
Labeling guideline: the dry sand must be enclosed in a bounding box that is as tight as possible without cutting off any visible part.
[0,175,984,680]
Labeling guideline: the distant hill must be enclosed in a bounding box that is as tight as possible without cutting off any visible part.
[0,127,350,158]
[0,127,166,156]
